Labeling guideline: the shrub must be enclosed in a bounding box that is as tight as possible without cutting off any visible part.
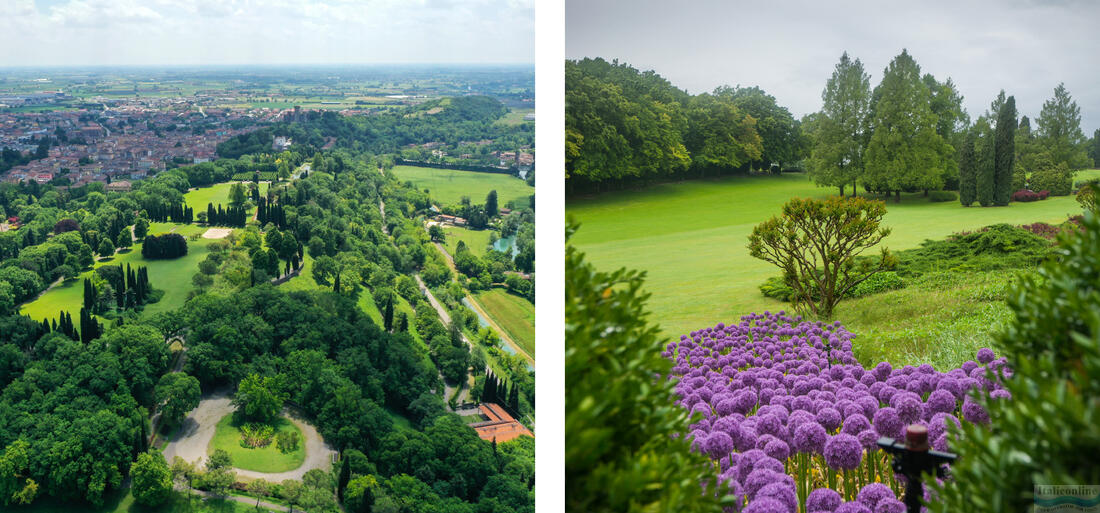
[275,429,300,453]
[1077,182,1098,212]
[932,211,1100,512]
[1029,162,1073,196]
[142,233,188,259]
[928,190,958,202]
[1011,189,1041,202]
[849,271,906,296]
[240,423,275,448]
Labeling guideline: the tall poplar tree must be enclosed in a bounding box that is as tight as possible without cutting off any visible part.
[864,50,948,201]
[959,126,978,206]
[994,96,1018,206]
[809,52,871,196]
[974,118,996,206]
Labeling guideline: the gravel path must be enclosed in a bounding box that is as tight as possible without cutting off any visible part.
[161,392,336,482]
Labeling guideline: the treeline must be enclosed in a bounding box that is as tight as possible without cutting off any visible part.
[204,202,248,227]
[565,57,808,191]
[141,233,187,259]
[806,49,1095,202]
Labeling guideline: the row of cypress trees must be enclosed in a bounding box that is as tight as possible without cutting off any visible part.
[482,370,522,417]
[41,308,102,344]
[959,95,1017,206]
[205,202,248,227]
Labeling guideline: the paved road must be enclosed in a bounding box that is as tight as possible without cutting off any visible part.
[161,392,336,481]
[414,274,470,406]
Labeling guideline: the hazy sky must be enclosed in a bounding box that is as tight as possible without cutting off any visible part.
[567,0,1100,134]
[0,0,533,66]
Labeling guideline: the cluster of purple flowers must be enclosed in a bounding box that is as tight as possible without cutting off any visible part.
[665,311,1011,512]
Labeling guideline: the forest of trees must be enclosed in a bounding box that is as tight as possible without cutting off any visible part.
[565,57,808,191]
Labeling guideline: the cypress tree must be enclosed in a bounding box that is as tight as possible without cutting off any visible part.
[338,456,350,501]
[383,294,394,332]
[333,271,341,293]
[994,96,1017,206]
[959,126,977,206]
[975,118,996,206]
[42,318,51,333]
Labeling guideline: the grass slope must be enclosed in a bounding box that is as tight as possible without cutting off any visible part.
[19,223,215,322]
[183,182,270,213]
[390,165,533,208]
[474,288,535,357]
[208,414,305,473]
[566,171,1092,341]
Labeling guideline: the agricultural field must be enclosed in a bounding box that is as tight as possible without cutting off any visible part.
[19,222,217,322]
[474,288,535,358]
[390,165,533,208]
[495,107,535,126]
[566,171,1095,345]
[208,415,306,473]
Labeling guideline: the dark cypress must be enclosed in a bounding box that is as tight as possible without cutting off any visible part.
[994,96,1017,206]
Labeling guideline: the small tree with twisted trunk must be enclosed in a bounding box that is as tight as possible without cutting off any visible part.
[748,196,894,318]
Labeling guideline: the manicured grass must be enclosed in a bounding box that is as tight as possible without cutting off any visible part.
[474,288,535,358]
[183,182,270,214]
[567,171,1091,341]
[442,225,494,256]
[19,223,216,322]
[208,414,305,473]
[390,165,533,208]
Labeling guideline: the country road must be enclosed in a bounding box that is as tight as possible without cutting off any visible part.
[414,274,471,406]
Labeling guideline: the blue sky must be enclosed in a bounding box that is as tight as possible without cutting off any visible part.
[1,0,533,66]
[567,0,1100,135]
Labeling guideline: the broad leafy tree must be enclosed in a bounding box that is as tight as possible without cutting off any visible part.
[155,372,201,428]
[233,373,288,424]
[130,452,172,506]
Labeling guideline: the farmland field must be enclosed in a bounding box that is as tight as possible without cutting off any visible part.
[474,288,535,358]
[566,171,1095,343]
[390,165,533,208]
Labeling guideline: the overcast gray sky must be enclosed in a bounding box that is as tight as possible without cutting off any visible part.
[0,0,533,66]
[567,0,1100,135]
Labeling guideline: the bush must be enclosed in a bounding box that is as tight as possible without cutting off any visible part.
[142,233,188,259]
[928,190,958,202]
[1011,189,1041,202]
[849,271,906,296]
[1029,162,1073,196]
[932,211,1100,512]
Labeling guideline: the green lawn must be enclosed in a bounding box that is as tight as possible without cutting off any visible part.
[567,171,1094,341]
[183,182,270,213]
[19,223,216,322]
[474,288,535,358]
[442,226,494,256]
[208,414,305,473]
[390,165,533,208]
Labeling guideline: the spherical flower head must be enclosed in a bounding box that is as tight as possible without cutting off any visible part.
[752,456,785,476]
[744,469,790,501]
[990,389,1012,400]
[744,497,794,513]
[705,431,734,460]
[690,401,713,420]
[976,347,996,364]
[764,438,791,462]
[736,426,759,452]
[816,407,842,432]
[756,482,798,513]
[873,362,893,381]
[889,392,922,425]
[735,449,767,482]
[794,421,828,454]
[757,414,787,439]
[874,498,905,513]
[857,483,895,511]
[873,407,902,439]
[926,389,956,415]
[807,487,842,513]
[842,413,871,436]
[823,433,863,470]
[857,429,879,450]
[933,434,949,452]
[736,389,759,414]
[961,360,979,374]
[962,397,990,425]
[835,503,872,513]
[877,385,898,404]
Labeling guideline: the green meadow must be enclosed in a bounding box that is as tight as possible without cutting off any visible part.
[183,182,271,213]
[442,225,494,256]
[567,171,1095,346]
[473,288,535,358]
[390,165,533,208]
[19,223,217,322]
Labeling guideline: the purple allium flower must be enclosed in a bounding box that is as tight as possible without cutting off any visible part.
[744,469,790,500]
[874,499,905,513]
[933,434,949,452]
[737,426,759,452]
[961,361,978,374]
[976,348,995,364]
[756,482,798,513]
[873,362,892,381]
[857,429,879,449]
[705,431,734,460]
[889,392,922,425]
[794,421,827,454]
[735,389,759,414]
[990,389,1011,400]
[690,401,713,419]
[735,449,767,482]
[857,483,895,511]
[764,438,790,462]
[807,487,842,513]
[757,414,786,439]
[926,389,956,415]
[842,413,871,436]
[744,497,793,513]
[816,407,842,432]
[716,396,741,417]
[873,407,902,439]
[823,433,863,470]
[835,503,872,513]
[962,397,990,424]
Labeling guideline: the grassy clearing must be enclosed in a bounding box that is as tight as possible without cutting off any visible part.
[386,407,415,431]
[208,414,305,473]
[567,171,1092,342]
[183,182,270,213]
[19,223,215,322]
[495,108,535,126]
[442,225,494,256]
[390,165,533,208]
[474,288,535,358]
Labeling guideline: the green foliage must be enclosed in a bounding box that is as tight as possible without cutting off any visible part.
[1030,160,1074,196]
[974,117,997,206]
[993,95,1017,206]
[1035,82,1090,169]
[275,429,300,453]
[748,196,892,318]
[565,222,723,513]
[130,452,172,507]
[810,52,872,195]
[239,423,276,448]
[155,372,201,428]
[232,373,288,424]
[932,211,1100,512]
[928,190,957,202]
[0,440,38,506]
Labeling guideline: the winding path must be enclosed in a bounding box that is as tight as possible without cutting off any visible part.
[161,392,336,482]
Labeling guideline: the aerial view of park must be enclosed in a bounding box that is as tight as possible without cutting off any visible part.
[0,1,534,512]
[565,1,1100,512]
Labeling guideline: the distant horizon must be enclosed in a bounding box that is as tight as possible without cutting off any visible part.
[0,63,534,71]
